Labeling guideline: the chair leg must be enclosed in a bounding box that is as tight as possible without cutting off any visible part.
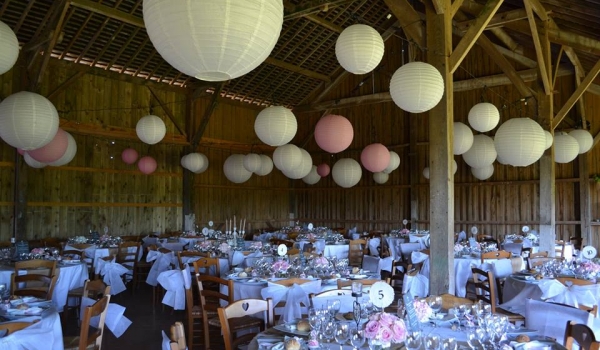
[203,318,210,350]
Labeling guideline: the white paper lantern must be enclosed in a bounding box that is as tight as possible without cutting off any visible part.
[453,122,474,155]
[180,154,189,168]
[468,103,499,132]
[0,91,59,150]
[382,151,400,174]
[494,118,545,167]
[23,153,46,169]
[196,154,209,173]
[183,153,206,173]
[273,144,302,172]
[569,129,593,154]
[48,132,77,166]
[462,134,497,168]
[332,158,362,188]
[373,172,389,184]
[254,106,298,147]
[283,148,312,179]
[0,20,19,75]
[453,160,458,174]
[423,167,430,179]
[389,62,444,113]
[302,165,321,185]
[255,154,273,176]
[471,164,494,180]
[136,115,166,145]
[554,133,579,164]
[143,0,283,81]
[544,130,553,150]
[335,24,384,74]
[223,154,252,183]
[243,153,262,173]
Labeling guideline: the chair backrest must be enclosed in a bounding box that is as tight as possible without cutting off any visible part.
[83,279,111,299]
[79,295,111,350]
[176,251,204,270]
[480,250,511,263]
[471,267,498,311]
[287,248,300,256]
[42,238,63,252]
[0,320,39,335]
[556,240,566,258]
[218,298,274,350]
[196,274,234,316]
[272,278,314,287]
[15,259,57,277]
[557,277,596,286]
[440,293,473,310]
[192,257,220,276]
[169,321,187,350]
[337,279,380,289]
[62,250,85,261]
[503,243,523,256]
[348,239,368,266]
[525,299,592,346]
[569,236,582,250]
[70,243,92,250]
[530,251,549,258]
[11,273,57,300]
[399,243,421,261]
[564,321,600,350]
[116,241,140,267]
[386,259,409,289]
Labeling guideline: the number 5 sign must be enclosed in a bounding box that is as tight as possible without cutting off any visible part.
[369,281,394,308]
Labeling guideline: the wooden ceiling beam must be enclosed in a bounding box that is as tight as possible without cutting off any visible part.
[304,14,344,33]
[493,44,536,68]
[587,83,600,96]
[69,0,144,28]
[455,9,530,32]
[283,0,357,20]
[45,69,89,100]
[524,0,549,21]
[592,130,600,150]
[524,0,551,95]
[431,0,446,14]
[264,57,330,83]
[191,83,225,147]
[147,86,186,137]
[450,0,466,18]
[384,0,426,49]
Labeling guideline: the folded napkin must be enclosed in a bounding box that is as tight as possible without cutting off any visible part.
[157,265,191,310]
[146,250,175,286]
[99,258,129,295]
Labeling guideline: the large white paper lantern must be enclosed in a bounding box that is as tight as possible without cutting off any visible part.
[183,153,206,173]
[462,134,496,168]
[223,154,252,183]
[569,129,593,154]
[383,151,400,174]
[423,167,430,179]
[544,130,553,150]
[196,154,209,173]
[254,106,297,147]
[24,153,46,169]
[283,148,312,179]
[136,115,166,145]
[468,102,499,132]
[494,118,545,167]
[373,172,389,184]
[332,158,362,188]
[273,144,302,172]
[243,153,262,173]
[471,164,494,180]
[335,24,384,74]
[255,154,273,176]
[0,20,19,75]
[48,132,77,166]
[389,62,444,113]
[0,91,59,150]
[143,0,283,81]
[453,159,458,174]
[302,165,320,185]
[554,133,579,163]
[453,122,474,155]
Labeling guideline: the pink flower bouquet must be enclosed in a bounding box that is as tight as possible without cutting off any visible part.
[364,312,407,348]
[218,242,231,254]
[30,248,45,255]
[272,260,290,273]
[413,299,433,322]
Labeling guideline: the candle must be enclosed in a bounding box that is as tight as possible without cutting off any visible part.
[352,282,363,297]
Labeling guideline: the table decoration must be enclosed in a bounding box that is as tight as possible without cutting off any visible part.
[412,298,433,323]
[364,312,407,349]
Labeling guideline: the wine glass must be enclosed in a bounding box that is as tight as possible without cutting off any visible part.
[309,313,322,331]
[329,299,341,318]
[349,328,365,350]
[455,304,468,331]
[321,320,336,347]
[466,327,482,350]
[442,337,457,350]
[334,323,350,350]
[428,295,443,318]
[405,331,422,350]
[425,334,441,350]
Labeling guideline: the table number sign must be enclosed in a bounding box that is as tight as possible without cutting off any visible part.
[277,244,287,256]
[369,281,394,309]
[403,292,420,331]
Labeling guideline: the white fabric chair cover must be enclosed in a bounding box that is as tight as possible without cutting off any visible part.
[99,258,129,295]
[409,234,430,249]
[525,299,593,345]
[311,294,355,313]
[313,240,326,254]
[362,255,393,274]
[146,250,175,286]
[503,243,523,256]
[161,330,172,350]
[539,280,599,309]
[157,265,191,311]
[261,280,322,324]
[403,273,429,298]
[368,238,380,257]
[410,251,429,264]
[457,231,467,242]
[80,296,132,338]
[491,259,513,279]
[401,243,422,261]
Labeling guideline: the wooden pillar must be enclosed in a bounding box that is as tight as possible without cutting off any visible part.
[426,0,454,295]
[409,113,419,229]
[579,155,592,246]
[181,95,194,230]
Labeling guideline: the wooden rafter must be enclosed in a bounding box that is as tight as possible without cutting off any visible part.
[264,57,330,83]
[69,0,144,28]
[450,0,466,17]
[449,0,503,74]
[304,15,343,33]
[455,9,530,32]
[431,0,446,14]
[524,0,551,95]
[300,109,331,148]
[384,0,426,49]
[593,130,600,150]
[191,83,225,147]
[45,69,88,100]
[147,86,186,137]
[493,44,536,68]
[283,0,357,20]
[552,46,564,89]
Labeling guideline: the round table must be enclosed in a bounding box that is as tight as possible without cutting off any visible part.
[0,307,64,349]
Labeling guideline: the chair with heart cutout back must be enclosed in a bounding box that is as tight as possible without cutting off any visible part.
[564,321,600,350]
[197,274,234,350]
[218,298,274,350]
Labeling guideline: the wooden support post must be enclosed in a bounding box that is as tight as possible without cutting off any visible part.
[579,155,592,246]
[409,113,419,229]
[426,0,454,295]
[181,95,194,230]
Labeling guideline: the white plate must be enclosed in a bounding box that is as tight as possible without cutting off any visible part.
[507,328,539,336]
[7,306,45,316]
[349,274,368,279]
[272,324,310,337]
[430,313,457,324]
[512,340,556,350]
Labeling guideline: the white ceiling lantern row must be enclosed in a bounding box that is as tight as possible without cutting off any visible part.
[223,154,252,183]
[389,62,444,114]
[143,0,284,81]
[136,115,166,145]
[468,102,499,132]
[554,132,580,164]
[273,144,302,172]
[494,118,545,167]
[254,106,297,147]
[569,129,593,154]
[462,134,497,169]
[335,24,384,75]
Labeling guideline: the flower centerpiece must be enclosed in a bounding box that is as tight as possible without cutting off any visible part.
[30,247,45,255]
[400,228,410,237]
[576,261,600,278]
[249,241,262,251]
[413,299,433,322]
[454,242,469,257]
[364,312,407,349]
[272,259,290,277]
[218,242,231,255]
[196,241,213,253]
[68,236,88,244]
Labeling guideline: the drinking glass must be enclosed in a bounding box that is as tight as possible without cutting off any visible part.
[396,299,406,319]
[425,334,441,350]
[442,337,457,350]
[321,320,336,346]
[466,327,481,350]
[455,304,468,331]
[405,331,422,350]
[309,314,322,331]
[334,323,350,350]
[428,295,443,317]
[329,299,341,317]
[349,328,365,350]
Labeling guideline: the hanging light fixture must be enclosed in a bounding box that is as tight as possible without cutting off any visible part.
[453,122,474,155]
[569,129,593,154]
[255,155,273,176]
[373,172,389,184]
[273,144,302,172]
[0,20,19,75]
[422,167,430,179]
[544,130,553,150]
[243,153,262,173]
[462,135,497,168]
[302,165,321,185]
[314,115,354,153]
[471,164,494,180]
[48,132,77,167]
[335,24,384,74]
[383,151,400,174]
[361,143,390,173]
[223,154,252,183]
[468,102,499,132]
[332,158,362,188]
[494,118,545,167]
[136,115,166,145]
[389,62,444,113]
[254,106,297,147]
[554,132,579,163]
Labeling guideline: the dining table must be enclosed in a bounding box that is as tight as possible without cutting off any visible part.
[0,307,64,349]
[63,243,143,268]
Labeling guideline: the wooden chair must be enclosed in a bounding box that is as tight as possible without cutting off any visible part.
[11,274,57,300]
[564,321,600,350]
[192,257,220,276]
[386,259,410,293]
[64,279,111,322]
[471,267,524,323]
[218,298,274,350]
[480,250,511,263]
[440,293,473,310]
[337,279,380,289]
[0,320,40,337]
[287,248,300,256]
[348,239,368,267]
[476,234,494,242]
[42,237,64,252]
[176,251,205,271]
[569,236,582,250]
[197,274,235,350]
[556,277,598,316]
[63,295,111,350]
[62,249,85,261]
[555,240,566,258]
[115,241,143,293]
[15,259,57,277]
[530,251,549,258]
[169,321,187,350]
[0,241,11,248]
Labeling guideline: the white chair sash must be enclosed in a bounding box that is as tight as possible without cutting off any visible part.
[231,251,246,267]
[491,259,513,279]
[261,280,321,324]
[403,273,429,298]
[525,299,593,345]
[410,251,429,265]
[161,330,172,350]
[401,243,422,261]
[242,251,263,268]
[100,258,129,295]
[157,265,191,311]
[368,238,381,257]
[539,280,599,309]
[80,296,132,338]
[146,250,175,286]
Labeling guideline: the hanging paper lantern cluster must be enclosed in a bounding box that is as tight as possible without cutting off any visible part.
[223,154,252,183]
[138,156,157,174]
[255,155,273,176]
[24,153,46,169]
[389,62,444,113]
[453,122,474,155]
[373,172,389,184]
[28,128,69,163]
[468,102,499,132]
[273,144,302,172]
[317,163,330,177]
[143,0,283,81]
[462,135,496,168]
[48,132,77,166]
[422,160,457,181]
[314,115,353,153]
[335,24,384,75]
[494,118,545,167]
[569,129,593,154]
[361,143,390,173]
[122,148,139,165]
[243,153,262,173]
[0,20,19,75]
[544,130,553,150]
[554,133,579,163]
[302,165,321,185]
[136,115,166,145]
[471,164,494,180]
[282,148,312,179]
[332,158,362,188]
[383,151,400,174]
[182,153,209,173]
[254,106,297,147]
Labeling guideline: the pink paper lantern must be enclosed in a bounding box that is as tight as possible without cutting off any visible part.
[314,115,353,153]
[122,148,139,164]
[317,163,330,177]
[16,148,24,155]
[28,128,68,163]
[138,156,157,174]
[361,143,391,173]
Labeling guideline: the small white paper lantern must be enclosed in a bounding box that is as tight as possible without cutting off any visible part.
[283,148,312,179]
[48,132,77,166]
[254,106,298,147]
[462,134,497,168]
[24,153,46,169]
[554,133,579,163]
[183,153,206,173]
[468,102,500,132]
[273,144,302,172]
[0,20,19,75]
[335,24,384,74]
[383,151,400,174]
[196,154,209,173]
[255,154,273,176]
[373,172,389,184]
[223,154,252,183]
[180,154,189,168]
[494,118,545,167]
[302,165,320,185]
[471,164,494,180]
[453,122,474,155]
[544,130,553,150]
[332,158,362,188]
[0,91,59,150]
[243,153,262,173]
[423,167,430,179]
[453,159,458,174]
[569,129,593,154]
[389,62,444,113]
[136,115,166,145]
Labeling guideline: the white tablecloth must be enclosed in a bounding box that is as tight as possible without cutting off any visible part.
[323,244,349,259]
[64,245,143,268]
[0,308,63,349]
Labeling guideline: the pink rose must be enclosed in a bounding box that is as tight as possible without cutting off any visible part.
[364,320,380,338]
[391,320,407,342]
[379,312,395,327]
[377,327,393,343]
